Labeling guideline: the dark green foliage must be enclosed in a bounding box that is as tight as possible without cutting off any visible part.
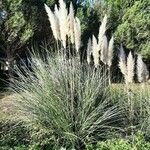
[103,0,150,59]
[0,0,34,52]
[0,0,34,73]
[114,0,150,59]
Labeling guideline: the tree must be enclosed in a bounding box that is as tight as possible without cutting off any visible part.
[0,0,87,72]
[0,0,34,74]
[96,0,149,59]
[114,0,150,59]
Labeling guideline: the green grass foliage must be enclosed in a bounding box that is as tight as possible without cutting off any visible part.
[9,53,121,149]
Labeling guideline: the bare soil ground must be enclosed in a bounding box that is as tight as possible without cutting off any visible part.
[0,93,15,117]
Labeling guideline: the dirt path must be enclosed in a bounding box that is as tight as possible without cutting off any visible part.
[0,93,15,115]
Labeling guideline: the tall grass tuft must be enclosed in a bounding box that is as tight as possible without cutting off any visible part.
[10,52,121,149]
[118,46,135,84]
[110,84,150,138]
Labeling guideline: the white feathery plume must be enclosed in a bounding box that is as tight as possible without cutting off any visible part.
[59,0,69,48]
[74,17,81,52]
[44,4,60,40]
[143,63,149,80]
[87,38,92,64]
[100,35,108,65]
[54,4,59,18]
[127,51,134,83]
[137,55,149,82]
[68,2,75,44]
[54,4,60,40]
[107,36,114,67]
[118,45,127,82]
[92,35,99,68]
[98,14,107,43]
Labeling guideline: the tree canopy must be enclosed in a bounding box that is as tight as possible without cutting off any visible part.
[114,0,150,59]
[0,0,149,65]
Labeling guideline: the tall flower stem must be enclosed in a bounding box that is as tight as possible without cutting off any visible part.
[108,67,111,85]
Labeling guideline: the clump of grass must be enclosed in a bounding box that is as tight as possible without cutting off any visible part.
[110,84,150,139]
[118,46,135,84]
[9,53,121,149]
[118,46,149,85]
[137,54,149,83]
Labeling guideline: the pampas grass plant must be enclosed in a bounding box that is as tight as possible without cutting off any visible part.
[45,0,81,54]
[137,55,149,83]
[118,45,127,83]
[10,52,121,149]
[107,36,114,67]
[107,36,114,85]
[98,14,107,42]
[100,35,108,65]
[58,0,68,48]
[92,35,99,68]
[127,52,135,84]
[87,38,92,64]
[45,4,60,41]
[68,2,75,44]
[45,1,114,74]
[54,4,59,18]
[118,45,135,84]
[74,17,81,53]
[87,15,114,84]
[98,15,108,65]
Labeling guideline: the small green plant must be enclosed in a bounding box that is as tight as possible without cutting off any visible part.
[86,132,150,150]
[0,118,29,148]
[1,145,29,150]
